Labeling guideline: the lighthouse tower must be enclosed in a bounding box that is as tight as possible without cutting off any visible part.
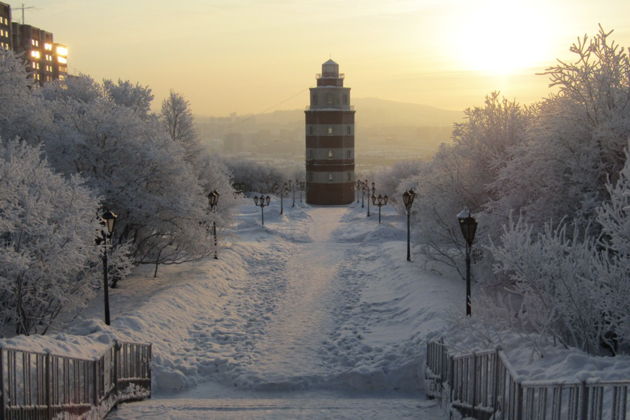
[305,59,355,205]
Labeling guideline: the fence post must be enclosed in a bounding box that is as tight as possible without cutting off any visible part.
[92,360,98,407]
[0,347,4,420]
[46,352,52,419]
[516,381,523,420]
[148,344,152,397]
[471,352,477,411]
[113,341,119,396]
[493,346,502,415]
[579,380,589,420]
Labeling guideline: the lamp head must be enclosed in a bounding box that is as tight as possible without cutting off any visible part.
[101,210,117,235]
[457,208,478,247]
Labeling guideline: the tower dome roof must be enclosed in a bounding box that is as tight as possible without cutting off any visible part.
[323,58,337,65]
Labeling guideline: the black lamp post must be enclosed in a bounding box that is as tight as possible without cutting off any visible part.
[208,190,220,260]
[402,189,416,262]
[457,208,478,317]
[254,195,271,226]
[363,180,371,216]
[291,179,296,208]
[299,181,305,204]
[359,181,365,208]
[371,194,388,224]
[99,210,117,326]
[278,182,289,215]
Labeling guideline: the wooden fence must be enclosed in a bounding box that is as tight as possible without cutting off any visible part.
[426,339,630,420]
[0,340,151,419]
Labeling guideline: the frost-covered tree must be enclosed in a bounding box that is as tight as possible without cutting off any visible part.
[39,76,217,275]
[489,26,630,231]
[0,139,100,335]
[161,91,199,163]
[103,79,153,118]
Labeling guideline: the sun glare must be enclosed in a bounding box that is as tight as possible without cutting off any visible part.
[452,0,554,75]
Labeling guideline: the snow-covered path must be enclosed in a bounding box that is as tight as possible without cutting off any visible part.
[248,207,348,384]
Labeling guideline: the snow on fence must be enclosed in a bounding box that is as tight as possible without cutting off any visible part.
[425,339,630,420]
[0,341,151,419]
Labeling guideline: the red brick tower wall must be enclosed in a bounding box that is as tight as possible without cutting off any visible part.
[305,59,355,205]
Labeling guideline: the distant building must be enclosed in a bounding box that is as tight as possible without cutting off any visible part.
[1,1,68,85]
[305,59,355,205]
[0,2,11,50]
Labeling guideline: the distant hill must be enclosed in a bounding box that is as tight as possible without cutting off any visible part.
[195,98,464,168]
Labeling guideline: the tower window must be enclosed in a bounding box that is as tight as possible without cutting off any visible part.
[328,149,333,159]
[312,94,317,105]
[346,126,351,135]
[309,126,313,135]
[343,95,348,105]
[327,127,333,135]
[346,150,351,159]
[347,172,351,181]
[328,173,333,182]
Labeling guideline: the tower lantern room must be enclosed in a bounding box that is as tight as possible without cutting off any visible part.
[305,59,355,205]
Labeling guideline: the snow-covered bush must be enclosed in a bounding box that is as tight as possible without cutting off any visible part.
[0,139,100,335]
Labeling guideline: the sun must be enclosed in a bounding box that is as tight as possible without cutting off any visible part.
[452,0,554,75]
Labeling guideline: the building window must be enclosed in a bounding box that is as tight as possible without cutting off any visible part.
[327,127,333,135]
[312,94,317,105]
[308,150,313,160]
[346,126,351,135]
[327,94,332,105]
[328,173,333,182]
[343,94,348,105]
[309,126,313,135]
[347,172,351,181]
[346,150,351,159]
[328,149,333,159]
[44,43,52,51]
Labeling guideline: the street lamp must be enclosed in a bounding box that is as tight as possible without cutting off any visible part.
[291,179,297,208]
[208,190,220,260]
[99,210,117,326]
[363,180,371,217]
[254,195,271,226]
[402,189,416,262]
[276,182,289,215]
[359,180,365,208]
[457,207,478,317]
[371,194,388,224]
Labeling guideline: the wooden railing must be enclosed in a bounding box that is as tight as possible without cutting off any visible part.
[426,339,630,420]
[0,340,151,419]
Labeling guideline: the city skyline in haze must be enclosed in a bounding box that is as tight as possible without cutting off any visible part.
[18,0,630,116]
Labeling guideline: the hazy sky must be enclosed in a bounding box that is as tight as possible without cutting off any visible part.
[21,0,630,116]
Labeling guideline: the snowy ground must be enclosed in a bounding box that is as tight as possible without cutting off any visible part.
[100,200,458,418]
[4,198,629,418]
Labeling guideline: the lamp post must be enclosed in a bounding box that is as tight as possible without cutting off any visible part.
[363,180,371,217]
[299,181,305,204]
[208,190,220,260]
[402,189,416,262]
[457,208,478,317]
[254,195,271,226]
[99,210,117,326]
[359,181,365,208]
[371,194,388,224]
[278,182,289,215]
[292,179,296,208]
[356,180,362,204]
